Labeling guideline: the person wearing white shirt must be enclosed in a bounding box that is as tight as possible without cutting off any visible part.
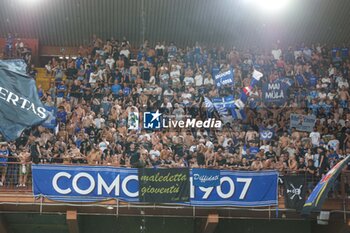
[120,47,130,58]
[309,128,321,147]
[204,74,214,86]
[194,72,203,87]
[105,55,115,69]
[271,45,282,60]
[170,66,181,86]
[183,76,194,86]
[94,114,105,129]
[160,98,173,112]
[98,138,109,153]
[89,70,99,84]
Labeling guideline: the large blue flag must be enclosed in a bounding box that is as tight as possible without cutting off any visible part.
[0,60,48,141]
[302,156,350,215]
[212,96,246,120]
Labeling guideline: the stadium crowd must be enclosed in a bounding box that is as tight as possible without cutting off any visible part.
[0,36,350,190]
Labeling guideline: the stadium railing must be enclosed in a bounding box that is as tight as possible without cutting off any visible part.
[0,161,349,201]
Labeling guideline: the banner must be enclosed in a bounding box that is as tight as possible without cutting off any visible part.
[283,176,306,211]
[290,114,316,132]
[331,48,342,62]
[138,168,190,203]
[259,127,275,141]
[192,168,220,187]
[214,69,234,88]
[262,82,288,106]
[190,170,278,206]
[32,165,139,202]
[32,165,278,207]
[0,60,48,141]
[128,111,139,130]
[42,105,57,129]
[302,156,350,215]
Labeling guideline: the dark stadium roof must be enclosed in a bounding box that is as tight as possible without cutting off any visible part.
[0,0,349,47]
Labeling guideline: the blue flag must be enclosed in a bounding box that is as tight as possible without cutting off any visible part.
[0,60,48,141]
[259,127,275,141]
[302,156,350,215]
[212,96,246,120]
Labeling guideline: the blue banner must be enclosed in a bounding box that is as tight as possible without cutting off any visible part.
[214,69,234,88]
[262,82,288,106]
[212,95,235,109]
[290,114,316,132]
[259,127,275,141]
[32,165,139,202]
[42,106,57,129]
[32,165,278,207]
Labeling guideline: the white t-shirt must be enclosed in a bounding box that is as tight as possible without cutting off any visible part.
[170,70,180,78]
[149,149,160,160]
[98,141,109,152]
[194,74,203,87]
[183,76,194,86]
[260,145,269,153]
[89,72,99,84]
[120,49,130,58]
[309,131,321,146]
[271,49,282,60]
[94,117,105,129]
[204,77,214,85]
[105,58,115,69]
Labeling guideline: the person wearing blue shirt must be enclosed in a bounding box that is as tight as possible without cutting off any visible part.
[321,100,333,116]
[123,83,131,96]
[0,144,9,186]
[56,107,67,124]
[111,80,122,96]
[242,148,255,161]
[56,81,67,105]
[308,73,318,87]
[308,99,320,116]
[75,55,84,69]
[295,73,306,87]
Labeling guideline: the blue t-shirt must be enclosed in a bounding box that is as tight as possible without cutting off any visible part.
[328,153,339,160]
[308,75,318,87]
[76,57,84,69]
[111,84,122,95]
[123,87,131,96]
[309,103,319,116]
[57,111,67,123]
[57,85,67,98]
[322,103,332,115]
[295,74,305,85]
[0,149,8,166]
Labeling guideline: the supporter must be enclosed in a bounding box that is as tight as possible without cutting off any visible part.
[1,36,349,195]
[0,144,8,186]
